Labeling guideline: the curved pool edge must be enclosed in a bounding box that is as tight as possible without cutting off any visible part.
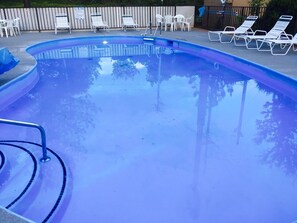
[1,35,296,110]
[0,65,39,110]
[154,36,297,101]
[27,35,297,101]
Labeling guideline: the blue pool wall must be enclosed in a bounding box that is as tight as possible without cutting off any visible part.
[1,35,296,111]
[0,47,39,110]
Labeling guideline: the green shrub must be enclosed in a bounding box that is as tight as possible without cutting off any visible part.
[257,0,297,34]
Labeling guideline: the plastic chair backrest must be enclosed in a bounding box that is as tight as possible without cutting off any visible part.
[164,15,173,24]
[156,14,163,24]
[266,15,293,37]
[123,15,135,25]
[91,14,103,25]
[13,18,20,27]
[174,14,185,23]
[56,15,68,26]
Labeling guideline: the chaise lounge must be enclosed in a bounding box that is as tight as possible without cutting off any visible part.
[208,15,258,43]
[233,15,293,49]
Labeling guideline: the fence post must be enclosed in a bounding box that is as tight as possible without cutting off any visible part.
[3,8,6,19]
[206,6,210,28]
[35,7,41,32]
[149,6,152,35]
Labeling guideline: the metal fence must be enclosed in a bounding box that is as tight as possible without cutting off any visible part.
[5,5,295,33]
[200,6,267,31]
[0,6,196,32]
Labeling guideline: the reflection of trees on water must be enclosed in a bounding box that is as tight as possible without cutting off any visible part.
[188,62,250,220]
[255,83,297,175]
[28,58,99,150]
[146,48,175,111]
[112,58,139,80]
[190,65,249,171]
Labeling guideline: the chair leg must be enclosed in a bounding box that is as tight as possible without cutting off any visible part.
[4,28,8,38]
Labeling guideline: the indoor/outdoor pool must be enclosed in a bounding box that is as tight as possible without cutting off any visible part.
[0,36,296,223]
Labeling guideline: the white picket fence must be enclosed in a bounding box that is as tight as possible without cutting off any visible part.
[0,6,195,31]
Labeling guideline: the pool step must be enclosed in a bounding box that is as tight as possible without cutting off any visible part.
[0,141,68,223]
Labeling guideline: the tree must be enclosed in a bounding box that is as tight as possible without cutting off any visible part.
[249,0,266,16]
[258,0,297,34]
[249,0,265,7]
[23,0,31,7]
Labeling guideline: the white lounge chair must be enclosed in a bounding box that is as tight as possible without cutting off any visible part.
[256,33,297,55]
[55,14,71,35]
[234,15,293,49]
[208,15,258,43]
[122,15,138,31]
[90,14,109,33]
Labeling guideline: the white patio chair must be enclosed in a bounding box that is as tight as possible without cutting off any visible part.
[256,33,297,55]
[208,15,258,43]
[13,17,21,35]
[164,15,174,32]
[55,14,71,35]
[0,19,15,38]
[0,20,5,37]
[183,14,194,31]
[122,15,138,31]
[233,15,293,49]
[174,14,185,31]
[90,14,109,33]
[154,14,164,35]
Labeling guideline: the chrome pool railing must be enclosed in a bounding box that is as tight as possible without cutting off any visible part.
[0,118,51,163]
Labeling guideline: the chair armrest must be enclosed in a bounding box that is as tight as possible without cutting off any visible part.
[245,28,254,35]
[224,26,235,31]
[279,33,292,40]
[254,30,267,35]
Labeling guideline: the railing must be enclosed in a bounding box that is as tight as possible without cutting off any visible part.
[0,118,51,162]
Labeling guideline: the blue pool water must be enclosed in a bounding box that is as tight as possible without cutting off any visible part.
[0,48,19,74]
[0,36,297,223]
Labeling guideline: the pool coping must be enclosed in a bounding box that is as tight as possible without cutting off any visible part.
[0,206,35,223]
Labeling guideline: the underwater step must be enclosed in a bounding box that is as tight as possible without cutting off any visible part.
[0,141,68,223]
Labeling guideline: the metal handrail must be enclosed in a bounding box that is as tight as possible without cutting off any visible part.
[0,118,51,162]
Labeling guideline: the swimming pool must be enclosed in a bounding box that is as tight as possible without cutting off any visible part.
[0,36,297,223]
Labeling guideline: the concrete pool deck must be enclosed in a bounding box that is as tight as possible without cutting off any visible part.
[0,28,297,86]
